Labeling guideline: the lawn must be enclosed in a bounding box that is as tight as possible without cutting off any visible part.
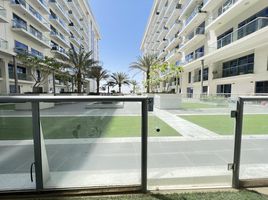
[0,104,15,110]
[0,116,180,140]
[180,114,268,135]
[5,191,267,200]
[180,102,228,109]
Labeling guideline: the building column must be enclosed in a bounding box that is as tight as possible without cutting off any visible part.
[0,58,10,94]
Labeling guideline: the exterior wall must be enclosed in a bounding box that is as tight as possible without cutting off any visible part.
[141,0,268,96]
[0,0,100,94]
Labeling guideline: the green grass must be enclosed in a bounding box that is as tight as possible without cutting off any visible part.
[0,116,180,140]
[8,191,267,200]
[0,104,15,110]
[180,114,268,135]
[180,102,228,110]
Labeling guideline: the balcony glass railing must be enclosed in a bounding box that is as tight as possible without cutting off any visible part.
[50,15,67,31]
[39,0,48,8]
[0,38,8,50]
[0,6,7,18]
[185,51,204,63]
[186,27,205,41]
[9,71,28,80]
[209,0,238,22]
[185,5,203,26]
[216,17,268,49]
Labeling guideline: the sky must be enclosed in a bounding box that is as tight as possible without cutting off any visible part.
[89,0,153,92]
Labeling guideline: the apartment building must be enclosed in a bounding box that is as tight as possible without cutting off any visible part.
[141,0,268,97]
[0,0,100,94]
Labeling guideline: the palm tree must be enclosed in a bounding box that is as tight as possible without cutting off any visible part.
[88,66,109,94]
[110,72,130,93]
[104,80,116,94]
[130,54,159,93]
[64,45,98,93]
[129,80,138,94]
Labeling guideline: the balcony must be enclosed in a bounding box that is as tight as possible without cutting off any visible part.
[179,27,205,52]
[48,0,69,23]
[166,34,182,51]
[68,0,82,19]
[202,0,221,12]
[206,17,268,62]
[50,31,70,48]
[69,35,81,47]
[69,23,80,37]
[51,45,69,59]
[49,15,70,35]
[12,21,50,48]
[10,0,50,31]
[28,0,50,14]
[166,20,182,39]
[181,0,203,18]
[179,5,206,37]
[9,71,32,81]
[157,27,168,42]
[0,6,8,23]
[14,47,44,60]
[185,51,204,63]
[158,50,168,60]
[166,48,182,63]
[206,0,259,31]
[158,39,168,51]
[165,1,181,19]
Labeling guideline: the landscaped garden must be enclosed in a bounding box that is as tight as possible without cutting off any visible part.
[0,116,180,140]
[180,114,268,135]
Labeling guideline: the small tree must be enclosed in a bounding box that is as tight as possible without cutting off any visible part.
[17,54,62,93]
[88,66,109,94]
[110,72,130,93]
[104,80,116,94]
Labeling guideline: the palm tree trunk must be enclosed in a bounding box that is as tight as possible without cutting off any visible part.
[119,84,122,93]
[77,70,82,93]
[108,86,110,94]
[96,78,100,94]
[146,71,150,93]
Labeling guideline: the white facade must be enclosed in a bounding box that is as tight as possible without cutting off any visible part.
[141,0,268,97]
[0,0,100,94]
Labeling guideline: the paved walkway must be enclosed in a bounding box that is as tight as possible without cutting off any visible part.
[153,108,219,138]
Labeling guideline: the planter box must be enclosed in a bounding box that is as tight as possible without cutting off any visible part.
[154,94,181,110]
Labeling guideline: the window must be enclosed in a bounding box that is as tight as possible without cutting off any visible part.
[13,13,27,30]
[14,40,28,54]
[256,81,268,94]
[195,46,204,59]
[188,72,192,83]
[217,84,231,97]
[203,68,209,81]
[30,25,43,40]
[8,64,27,80]
[222,54,254,78]
[31,48,43,59]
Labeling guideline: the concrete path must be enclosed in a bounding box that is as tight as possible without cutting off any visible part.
[153,108,219,138]
[0,138,268,191]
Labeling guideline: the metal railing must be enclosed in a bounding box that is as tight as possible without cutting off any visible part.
[0,96,148,193]
[215,17,268,49]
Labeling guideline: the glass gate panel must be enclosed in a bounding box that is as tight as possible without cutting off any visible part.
[240,100,268,180]
[0,103,35,191]
[39,101,142,189]
[148,94,235,189]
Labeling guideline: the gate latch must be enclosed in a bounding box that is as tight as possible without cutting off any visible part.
[231,111,237,118]
[228,163,235,171]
